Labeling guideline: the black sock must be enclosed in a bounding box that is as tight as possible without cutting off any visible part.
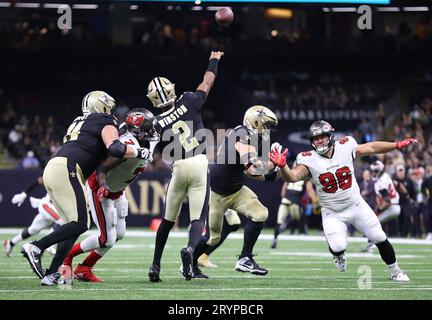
[46,235,79,274]
[206,223,239,255]
[329,247,345,256]
[273,223,281,240]
[21,227,31,240]
[152,219,175,267]
[193,237,211,266]
[33,221,87,251]
[188,219,205,251]
[240,221,264,258]
[376,239,396,265]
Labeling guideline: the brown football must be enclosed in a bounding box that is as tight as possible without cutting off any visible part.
[215,7,234,26]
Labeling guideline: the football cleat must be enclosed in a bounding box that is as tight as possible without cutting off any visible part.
[391,271,410,282]
[73,263,104,282]
[3,239,13,257]
[333,254,347,272]
[148,264,161,282]
[41,272,61,286]
[235,256,268,276]
[192,266,209,279]
[21,242,44,279]
[198,254,217,268]
[270,239,277,249]
[180,247,193,281]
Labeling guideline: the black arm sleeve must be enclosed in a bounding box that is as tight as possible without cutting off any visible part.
[108,139,127,158]
[24,180,40,194]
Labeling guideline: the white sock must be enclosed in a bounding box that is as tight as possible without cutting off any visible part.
[11,234,23,245]
[388,262,400,274]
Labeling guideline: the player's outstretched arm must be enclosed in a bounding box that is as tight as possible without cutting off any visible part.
[197,51,224,96]
[101,125,148,159]
[270,148,310,182]
[355,138,417,158]
[235,141,272,180]
[11,176,44,207]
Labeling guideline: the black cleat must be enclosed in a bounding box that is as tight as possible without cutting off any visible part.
[21,242,44,279]
[235,255,268,276]
[148,264,161,282]
[180,247,193,281]
[270,239,277,249]
[192,266,209,279]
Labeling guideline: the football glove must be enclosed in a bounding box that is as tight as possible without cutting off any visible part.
[11,192,27,207]
[97,184,109,201]
[270,148,288,168]
[271,142,282,153]
[137,148,153,164]
[396,138,417,150]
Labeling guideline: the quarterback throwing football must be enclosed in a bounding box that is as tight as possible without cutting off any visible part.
[270,120,416,281]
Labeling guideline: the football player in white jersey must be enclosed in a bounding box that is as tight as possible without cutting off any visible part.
[363,160,401,252]
[4,178,62,257]
[62,108,159,282]
[269,120,417,281]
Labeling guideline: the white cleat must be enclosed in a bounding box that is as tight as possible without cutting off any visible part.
[333,254,347,272]
[391,271,410,282]
[3,239,13,257]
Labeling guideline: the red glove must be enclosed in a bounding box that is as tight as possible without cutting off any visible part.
[270,148,288,168]
[97,184,109,201]
[396,138,417,150]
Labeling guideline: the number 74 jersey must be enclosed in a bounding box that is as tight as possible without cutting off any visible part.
[296,136,362,212]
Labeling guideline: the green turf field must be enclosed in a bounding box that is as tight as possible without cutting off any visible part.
[0,229,431,300]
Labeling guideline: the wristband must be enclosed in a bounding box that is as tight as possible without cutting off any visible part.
[207,58,219,76]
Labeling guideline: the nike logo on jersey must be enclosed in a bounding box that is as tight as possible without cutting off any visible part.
[158,105,188,128]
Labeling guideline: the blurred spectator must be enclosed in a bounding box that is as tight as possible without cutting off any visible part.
[21,150,40,170]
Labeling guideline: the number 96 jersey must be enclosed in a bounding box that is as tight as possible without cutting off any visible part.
[296,136,362,212]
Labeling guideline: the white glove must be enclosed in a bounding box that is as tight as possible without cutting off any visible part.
[271,142,282,153]
[137,148,153,164]
[11,192,27,207]
[29,196,43,209]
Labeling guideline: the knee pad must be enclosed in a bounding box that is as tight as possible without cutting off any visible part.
[252,207,268,223]
[329,241,347,254]
[369,229,387,244]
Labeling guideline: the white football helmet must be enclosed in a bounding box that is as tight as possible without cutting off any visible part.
[147,77,176,109]
[82,91,116,115]
[369,160,385,181]
[243,105,278,139]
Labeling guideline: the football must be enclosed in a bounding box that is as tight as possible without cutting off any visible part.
[215,7,234,26]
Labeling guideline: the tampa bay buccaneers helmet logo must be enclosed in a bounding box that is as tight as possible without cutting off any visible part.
[125,108,160,142]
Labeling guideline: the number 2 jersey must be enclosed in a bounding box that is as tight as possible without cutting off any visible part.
[87,131,159,197]
[56,113,118,180]
[154,90,207,161]
[296,136,361,212]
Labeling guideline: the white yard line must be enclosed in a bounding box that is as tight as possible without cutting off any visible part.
[1,228,432,245]
[1,287,432,293]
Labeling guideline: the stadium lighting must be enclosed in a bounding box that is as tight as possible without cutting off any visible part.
[207,6,231,11]
[130,5,138,10]
[402,7,429,12]
[191,6,203,11]
[265,8,293,19]
[377,7,400,12]
[331,7,357,12]
[0,2,11,7]
[43,3,68,8]
[72,4,98,9]
[15,3,40,8]
[322,7,331,12]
